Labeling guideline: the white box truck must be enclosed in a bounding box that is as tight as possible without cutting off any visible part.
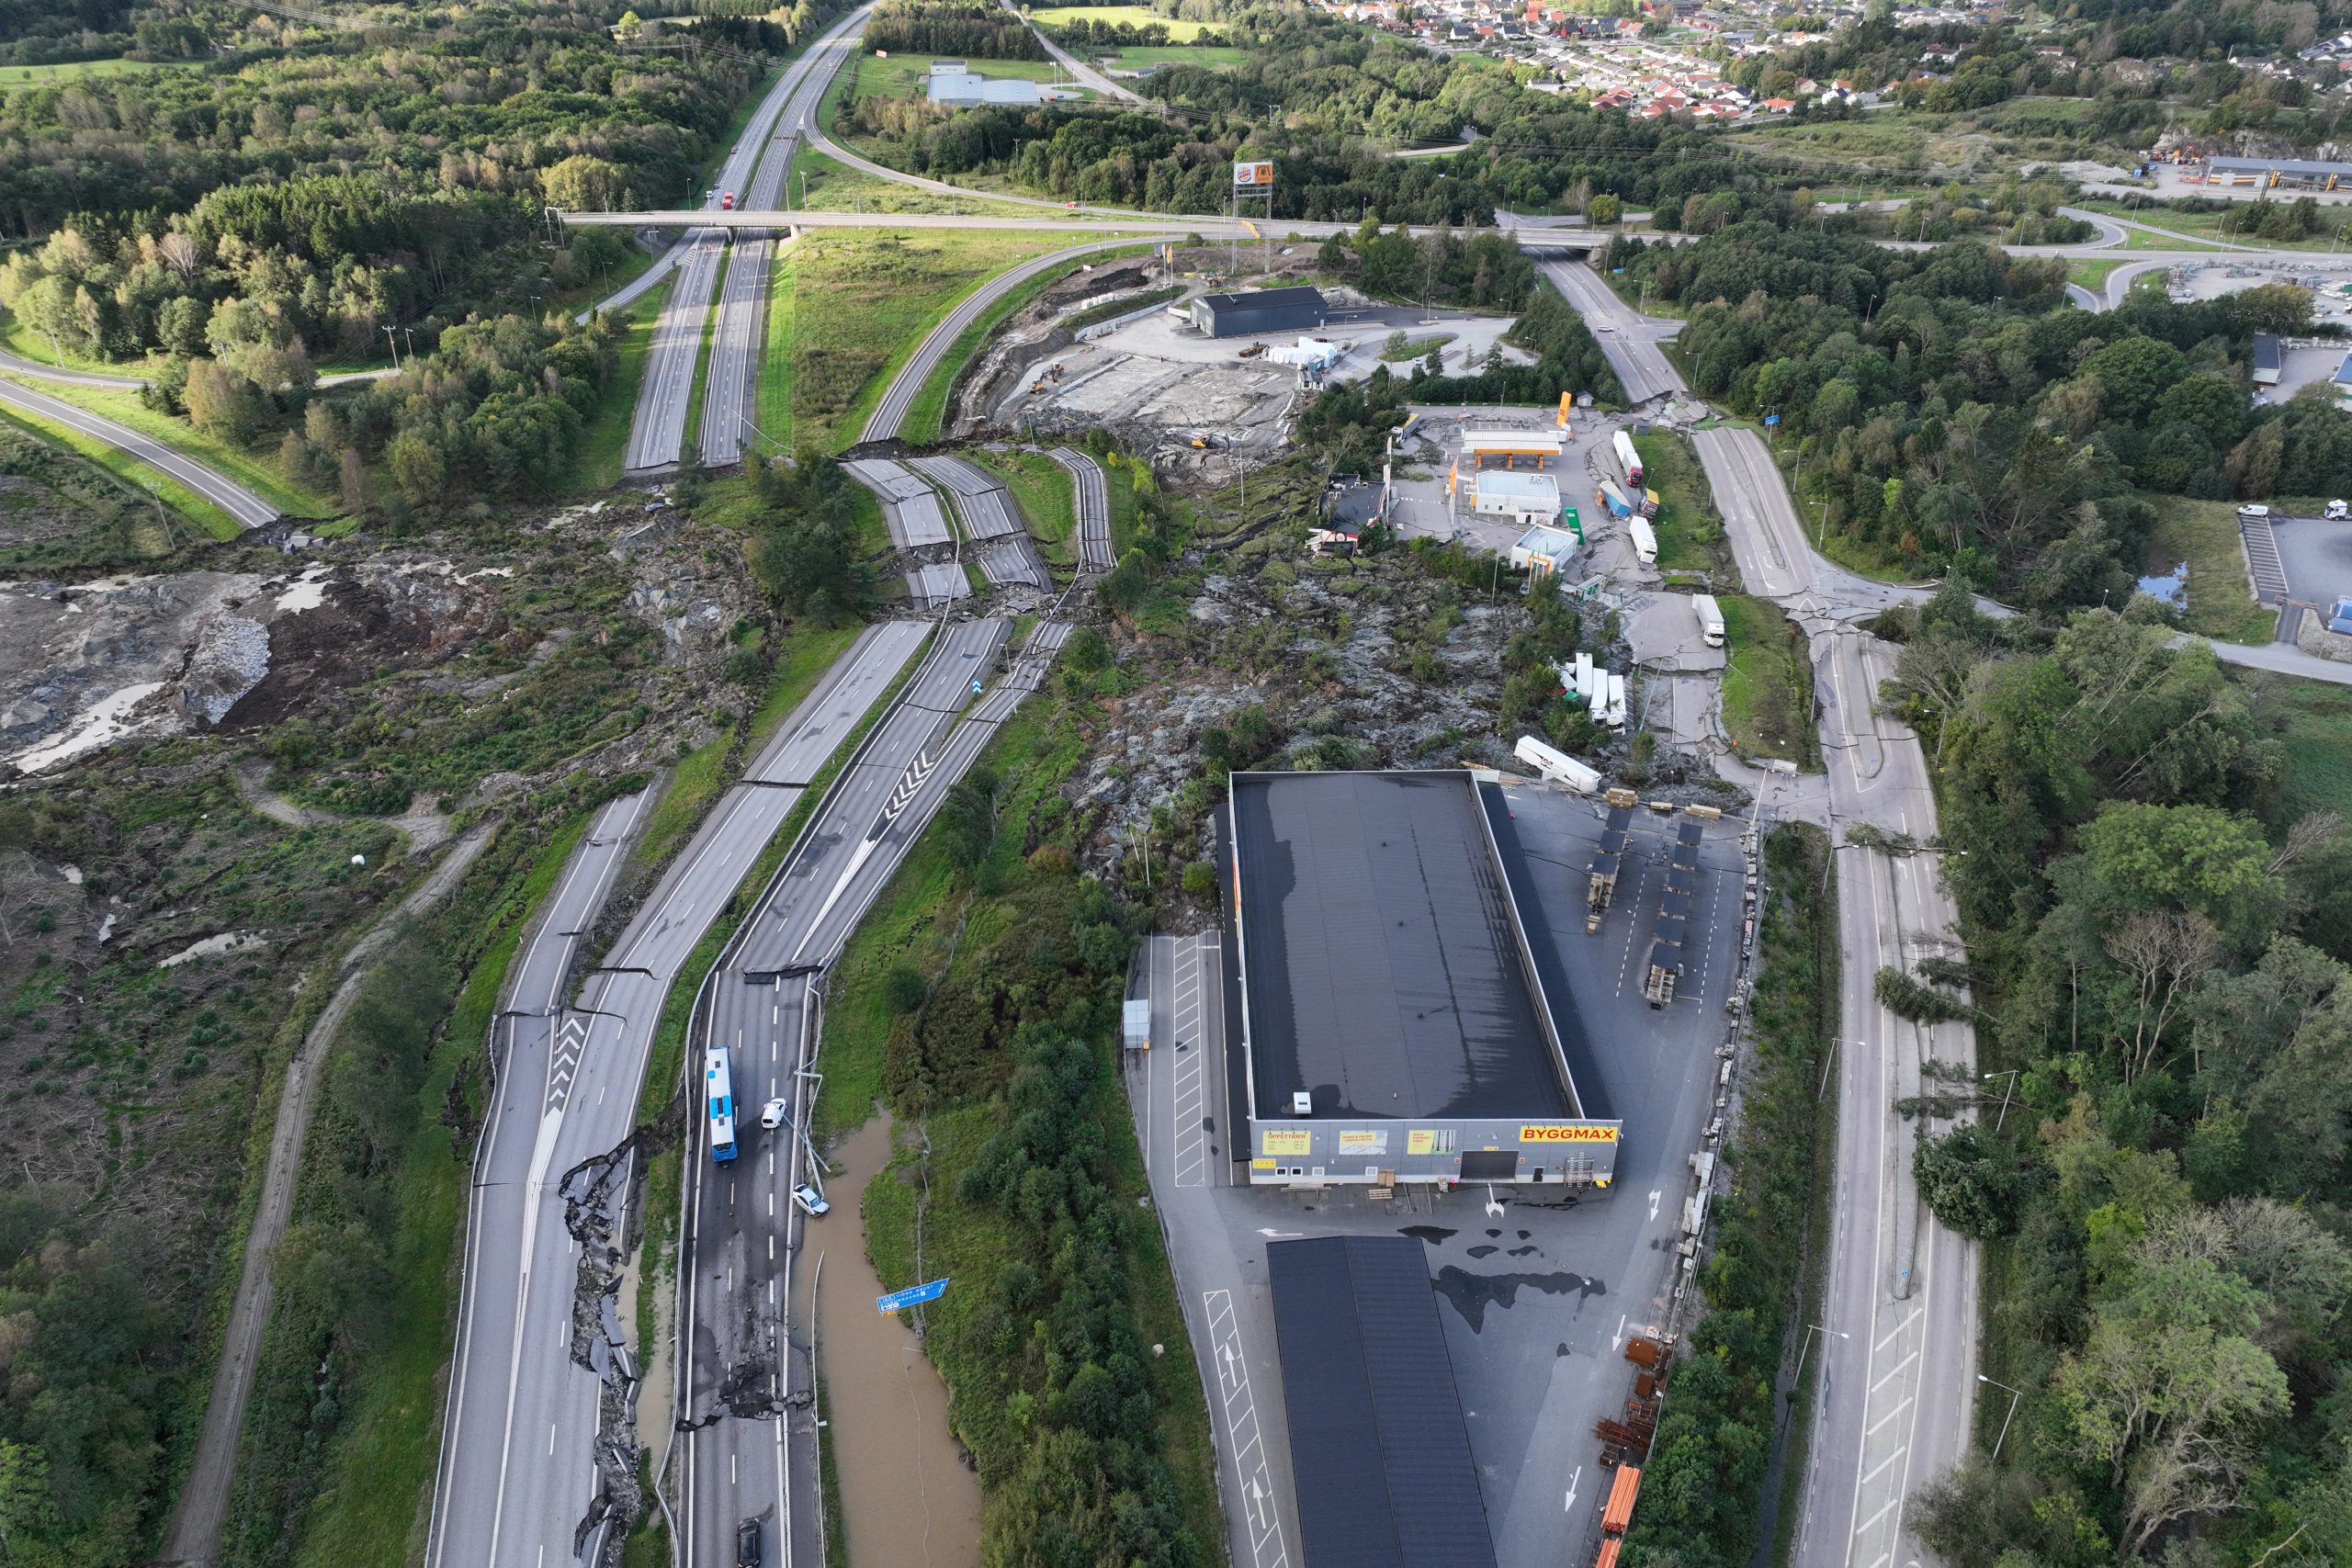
[1514,735,1602,794]
[1628,514,1658,566]
[1606,671,1628,732]
[1588,668,1611,723]
[1612,429,1645,486]
[1690,592,1724,648]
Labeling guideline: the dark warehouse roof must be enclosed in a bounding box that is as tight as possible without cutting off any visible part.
[1197,285,1327,314]
[1229,770,1575,1122]
[1268,1235,1498,1568]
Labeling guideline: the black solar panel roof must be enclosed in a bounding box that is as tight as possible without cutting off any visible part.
[1269,1235,1498,1568]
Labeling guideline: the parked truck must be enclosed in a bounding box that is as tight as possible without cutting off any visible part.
[1690,592,1724,648]
[1628,514,1658,566]
[1605,671,1628,732]
[1612,429,1645,486]
[1588,667,1611,725]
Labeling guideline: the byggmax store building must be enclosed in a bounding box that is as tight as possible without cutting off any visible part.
[1222,769,1621,1190]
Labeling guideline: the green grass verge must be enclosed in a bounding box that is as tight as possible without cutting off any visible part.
[970,447,1076,563]
[570,274,673,491]
[2148,500,2274,646]
[2263,673,2352,823]
[1378,333,1453,363]
[9,378,334,519]
[787,146,1060,219]
[2064,256,2128,290]
[1721,595,1818,768]
[758,242,798,454]
[850,50,1069,102]
[288,812,594,1568]
[1633,431,1726,576]
[0,399,243,541]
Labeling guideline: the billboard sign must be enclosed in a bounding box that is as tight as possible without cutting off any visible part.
[1337,1129,1388,1156]
[1233,160,1274,187]
[1261,1127,1312,1156]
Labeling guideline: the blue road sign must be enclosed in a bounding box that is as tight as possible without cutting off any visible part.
[971,678,984,695]
[1765,413,1780,426]
[877,1278,949,1314]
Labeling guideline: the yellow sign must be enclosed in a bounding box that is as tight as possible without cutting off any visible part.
[1261,1128,1312,1156]
[1407,1129,1435,1156]
[1556,390,1573,428]
[1338,1129,1387,1156]
[1520,1123,1621,1145]
[1251,1157,1276,1171]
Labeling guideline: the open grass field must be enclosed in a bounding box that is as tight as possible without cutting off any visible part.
[2261,673,2352,823]
[851,50,1069,101]
[2085,199,2344,252]
[894,247,1136,444]
[0,397,243,541]
[764,229,1102,452]
[786,146,1058,220]
[1721,595,1818,766]
[2147,500,2275,645]
[1108,43,1249,67]
[17,377,336,519]
[0,56,203,83]
[1029,5,1219,39]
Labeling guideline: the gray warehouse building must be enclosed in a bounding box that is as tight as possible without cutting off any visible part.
[1224,769,1621,1188]
[1191,285,1327,338]
[1269,1235,1497,1568]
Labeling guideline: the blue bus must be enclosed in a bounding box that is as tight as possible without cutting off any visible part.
[706,1045,738,1165]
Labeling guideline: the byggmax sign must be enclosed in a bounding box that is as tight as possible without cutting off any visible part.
[1519,1123,1621,1144]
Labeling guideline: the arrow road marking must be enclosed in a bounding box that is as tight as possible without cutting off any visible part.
[1648,1188,1662,1222]
[1566,1465,1582,1513]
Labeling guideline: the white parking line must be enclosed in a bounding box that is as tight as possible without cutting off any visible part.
[1170,940,1209,1188]
[1204,1291,1289,1568]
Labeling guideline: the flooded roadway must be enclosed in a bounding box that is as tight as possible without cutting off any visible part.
[813,1116,982,1568]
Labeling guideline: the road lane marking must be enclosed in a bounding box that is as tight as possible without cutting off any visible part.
[1868,1397,1914,1437]
[1204,1291,1289,1568]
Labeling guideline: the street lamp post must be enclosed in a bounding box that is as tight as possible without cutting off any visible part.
[1982,1068,2019,1132]
[1978,1373,2023,1461]
[1795,1322,1849,1381]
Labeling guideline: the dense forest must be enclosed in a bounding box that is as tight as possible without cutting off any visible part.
[1602,220,2348,604]
[1867,589,2352,1566]
[864,0,1042,60]
[0,0,834,507]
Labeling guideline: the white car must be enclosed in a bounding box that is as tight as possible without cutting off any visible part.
[759,1097,788,1130]
[2328,499,2349,521]
[791,1184,829,1217]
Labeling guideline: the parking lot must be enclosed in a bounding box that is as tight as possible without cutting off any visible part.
[1127,782,1751,1568]
[1385,403,1653,564]
[2271,513,2352,605]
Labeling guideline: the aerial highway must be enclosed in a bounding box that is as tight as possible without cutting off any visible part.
[0,375,280,528]
[1050,446,1115,569]
[622,9,870,473]
[427,622,930,1568]
[1560,247,1984,1568]
[677,612,1073,1568]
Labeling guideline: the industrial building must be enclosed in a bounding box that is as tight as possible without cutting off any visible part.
[1510,522,1580,578]
[2255,333,2282,387]
[1190,286,1328,338]
[1224,769,1622,1188]
[2199,153,2352,189]
[1269,1235,1497,1568]
[1463,467,1563,526]
[923,59,1054,107]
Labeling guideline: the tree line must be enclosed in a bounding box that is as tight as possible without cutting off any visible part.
[862,0,1044,61]
[1602,220,2346,605]
[1860,588,2352,1565]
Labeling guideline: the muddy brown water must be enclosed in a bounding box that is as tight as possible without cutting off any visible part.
[815,1116,982,1568]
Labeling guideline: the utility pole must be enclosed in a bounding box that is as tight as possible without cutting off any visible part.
[382,324,401,371]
